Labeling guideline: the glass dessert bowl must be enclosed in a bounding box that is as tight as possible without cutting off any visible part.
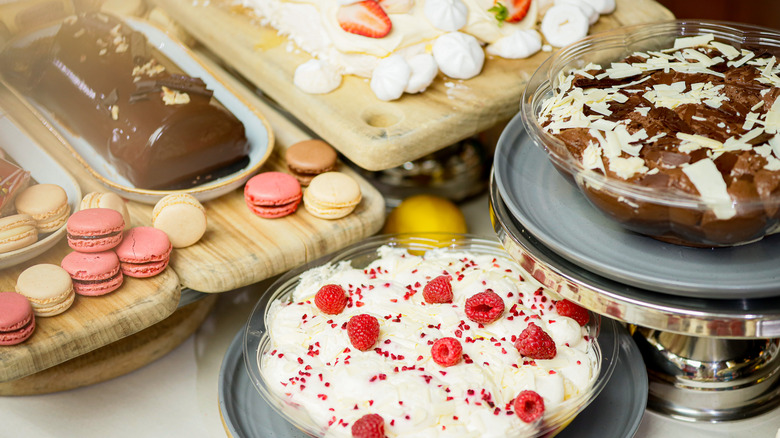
[521,20,780,247]
[244,234,617,437]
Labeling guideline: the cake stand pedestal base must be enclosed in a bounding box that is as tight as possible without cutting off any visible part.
[0,294,218,396]
[634,328,780,422]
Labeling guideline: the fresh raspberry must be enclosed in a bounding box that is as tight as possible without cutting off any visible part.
[351,413,385,438]
[431,337,462,367]
[347,314,380,351]
[423,275,453,304]
[464,290,505,324]
[514,322,556,359]
[315,284,347,315]
[513,390,545,423]
[555,299,590,326]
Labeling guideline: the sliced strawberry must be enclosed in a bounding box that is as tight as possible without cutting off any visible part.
[337,0,392,38]
[493,0,531,23]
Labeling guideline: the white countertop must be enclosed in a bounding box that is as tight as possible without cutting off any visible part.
[1,194,779,438]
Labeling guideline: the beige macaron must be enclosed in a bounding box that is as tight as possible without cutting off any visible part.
[0,214,37,253]
[152,193,207,248]
[14,184,70,233]
[303,172,362,219]
[80,192,132,230]
[15,264,75,317]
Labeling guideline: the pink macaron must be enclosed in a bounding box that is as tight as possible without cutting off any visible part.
[115,227,172,278]
[61,250,124,296]
[244,172,302,219]
[0,292,36,345]
[66,208,125,252]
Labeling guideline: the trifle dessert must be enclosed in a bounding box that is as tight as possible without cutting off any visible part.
[530,25,780,246]
[256,241,603,437]
[231,0,617,100]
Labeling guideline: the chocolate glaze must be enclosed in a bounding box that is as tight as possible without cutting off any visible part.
[543,44,780,246]
[1,12,249,190]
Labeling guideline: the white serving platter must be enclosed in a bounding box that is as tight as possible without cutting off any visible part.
[0,110,81,269]
[1,16,273,204]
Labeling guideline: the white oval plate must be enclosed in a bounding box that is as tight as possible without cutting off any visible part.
[2,16,273,204]
[0,111,81,269]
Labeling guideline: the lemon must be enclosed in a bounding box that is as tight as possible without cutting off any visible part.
[383,194,468,236]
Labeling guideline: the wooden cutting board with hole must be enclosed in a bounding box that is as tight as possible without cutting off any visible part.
[149,0,674,170]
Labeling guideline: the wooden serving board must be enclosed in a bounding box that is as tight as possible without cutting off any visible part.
[0,294,217,395]
[149,0,673,171]
[0,241,181,382]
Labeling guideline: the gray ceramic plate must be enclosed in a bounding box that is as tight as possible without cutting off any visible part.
[494,113,780,299]
[218,318,647,438]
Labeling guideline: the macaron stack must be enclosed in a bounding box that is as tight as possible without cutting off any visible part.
[0,182,71,254]
[62,208,127,296]
[244,172,303,219]
[61,205,174,294]
[0,292,35,345]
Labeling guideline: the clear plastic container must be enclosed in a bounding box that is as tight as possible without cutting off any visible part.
[521,20,780,247]
[243,234,618,437]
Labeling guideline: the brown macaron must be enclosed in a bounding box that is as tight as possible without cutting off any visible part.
[285,140,338,186]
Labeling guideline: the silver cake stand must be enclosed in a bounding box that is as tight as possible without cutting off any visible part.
[490,114,780,423]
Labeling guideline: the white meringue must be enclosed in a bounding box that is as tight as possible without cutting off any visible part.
[583,0,615,14]
[424,0,468,32]
[555,0,598,25]
[293,59,343,94]
[432,32,484,80]
[405,53,438,93]
[486,29,542,59]
[337,0,362,5]
[541,4,589,48]
[370,55,412,101]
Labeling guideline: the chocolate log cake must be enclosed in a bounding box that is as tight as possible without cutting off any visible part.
[1,12,249,190]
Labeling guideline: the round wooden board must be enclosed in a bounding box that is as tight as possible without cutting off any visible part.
[0,295,218,396]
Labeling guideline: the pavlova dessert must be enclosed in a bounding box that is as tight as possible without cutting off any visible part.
[260,245,599,437]
[233,0,616,100]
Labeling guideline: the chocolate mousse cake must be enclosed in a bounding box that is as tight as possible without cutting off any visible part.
[539,34,780,246]
[1,12,249,190]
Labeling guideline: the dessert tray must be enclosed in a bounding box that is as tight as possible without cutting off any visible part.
[0,49,386,295]
[0,110,81,269]
[219,317,647,438]
[1,17,273,205]
[148,0,673,171]
[494,113,780,300]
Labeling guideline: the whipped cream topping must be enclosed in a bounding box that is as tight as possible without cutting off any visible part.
[294,59,343,94]
[370,55,413,100]
[424,0,468,31]
[433,32,485,80]
[261,246,597,437]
